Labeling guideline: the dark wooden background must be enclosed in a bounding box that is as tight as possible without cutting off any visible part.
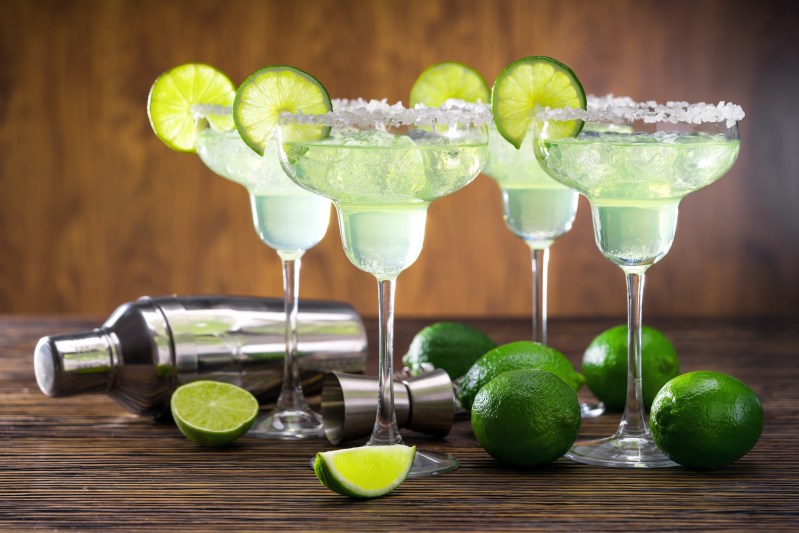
[1,0,797,318]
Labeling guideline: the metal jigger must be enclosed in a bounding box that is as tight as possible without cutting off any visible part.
[321,370,454,445]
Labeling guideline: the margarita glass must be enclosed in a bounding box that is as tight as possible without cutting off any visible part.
[536,97,743,467]
[484,123,578,344]
[485,57,608,418]
[278,99,490,476]
[484,121,605,418]
[194,106,331,439]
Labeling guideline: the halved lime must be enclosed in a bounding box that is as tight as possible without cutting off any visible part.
[313,445,416,499]
[491,56,586,149]
[170,380,259,447]
[147,63,236,152]
[233,66,332,156]
[409,62,490,107]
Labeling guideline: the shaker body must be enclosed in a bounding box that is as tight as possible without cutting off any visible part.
[35,295,368,418]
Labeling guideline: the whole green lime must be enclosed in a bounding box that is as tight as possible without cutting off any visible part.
[471,369,581,467]
[582,325,679,411]
[458,341,584,410]
[650,371,764,470]
[402,322,497,380]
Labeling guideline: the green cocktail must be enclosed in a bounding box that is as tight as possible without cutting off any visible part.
[485,124,578,247]
[543,131,739,267]
[536,99,744,468]
[279,100,490,476]
[282,128,486,278]
[196,126,330,257]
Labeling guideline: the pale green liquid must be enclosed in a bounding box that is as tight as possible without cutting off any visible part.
[251,194,331,253]
[281,129,487,277]
[337,203,428,279]
[591,200,678,267]
[502,186,578,247]
[485,124,578,247]
[541,132,740,267]
[196,127,330,254]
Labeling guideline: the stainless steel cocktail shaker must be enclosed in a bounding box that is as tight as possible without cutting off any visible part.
[34,295,367,418]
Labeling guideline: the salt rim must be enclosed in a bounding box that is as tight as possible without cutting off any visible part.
[279,98,493,128]
[191,104,232,119]
[542,94,744,128]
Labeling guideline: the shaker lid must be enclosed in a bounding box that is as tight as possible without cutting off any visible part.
[34,331,116,397]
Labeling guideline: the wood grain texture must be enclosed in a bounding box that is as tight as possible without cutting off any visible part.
[1,315,797,530]
[0,0,797,317]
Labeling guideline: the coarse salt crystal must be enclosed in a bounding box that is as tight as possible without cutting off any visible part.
[281,98,493,128]
[547,95,744,128]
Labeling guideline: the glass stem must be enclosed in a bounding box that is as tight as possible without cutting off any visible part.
[530,247,550,345]
[275,253,310,413]
[617,269,649,438]
[368,277,402,446]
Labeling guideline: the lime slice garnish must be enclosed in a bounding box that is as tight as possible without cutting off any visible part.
[170,380,259,447]
[313,445,416,499]
[233,66,332,156]
[409,62,490,107]
[147,63,236,152]
[491,56,586,149]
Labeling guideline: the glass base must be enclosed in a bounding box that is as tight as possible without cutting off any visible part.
[580,400,606,419]
[565,434,678,468]
[247,408,325,440]
[406,449,460,478]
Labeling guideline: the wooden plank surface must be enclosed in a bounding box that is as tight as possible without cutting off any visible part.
[1,0,798,318]
[1,315,797,530]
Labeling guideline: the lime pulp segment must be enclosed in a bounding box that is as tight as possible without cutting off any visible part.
[314,445,416,498]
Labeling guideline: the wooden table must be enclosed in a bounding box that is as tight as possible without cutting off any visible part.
[1,315,798,530]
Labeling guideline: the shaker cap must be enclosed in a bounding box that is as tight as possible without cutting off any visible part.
[34,331,116,397]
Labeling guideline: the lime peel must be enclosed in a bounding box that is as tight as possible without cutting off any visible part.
[313,445,416,499]
[650,371,764,470]
[583,325,679,411]
[471,368,581,467]
[402,321,497,380]
[458,340,585,410]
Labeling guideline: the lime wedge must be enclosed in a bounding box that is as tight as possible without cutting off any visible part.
[409,62,490,107]
[491,56,586,149]
[313,445,416,499]
[233,66,332,156]
[170,380,259,447]
[147,63,236,152]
